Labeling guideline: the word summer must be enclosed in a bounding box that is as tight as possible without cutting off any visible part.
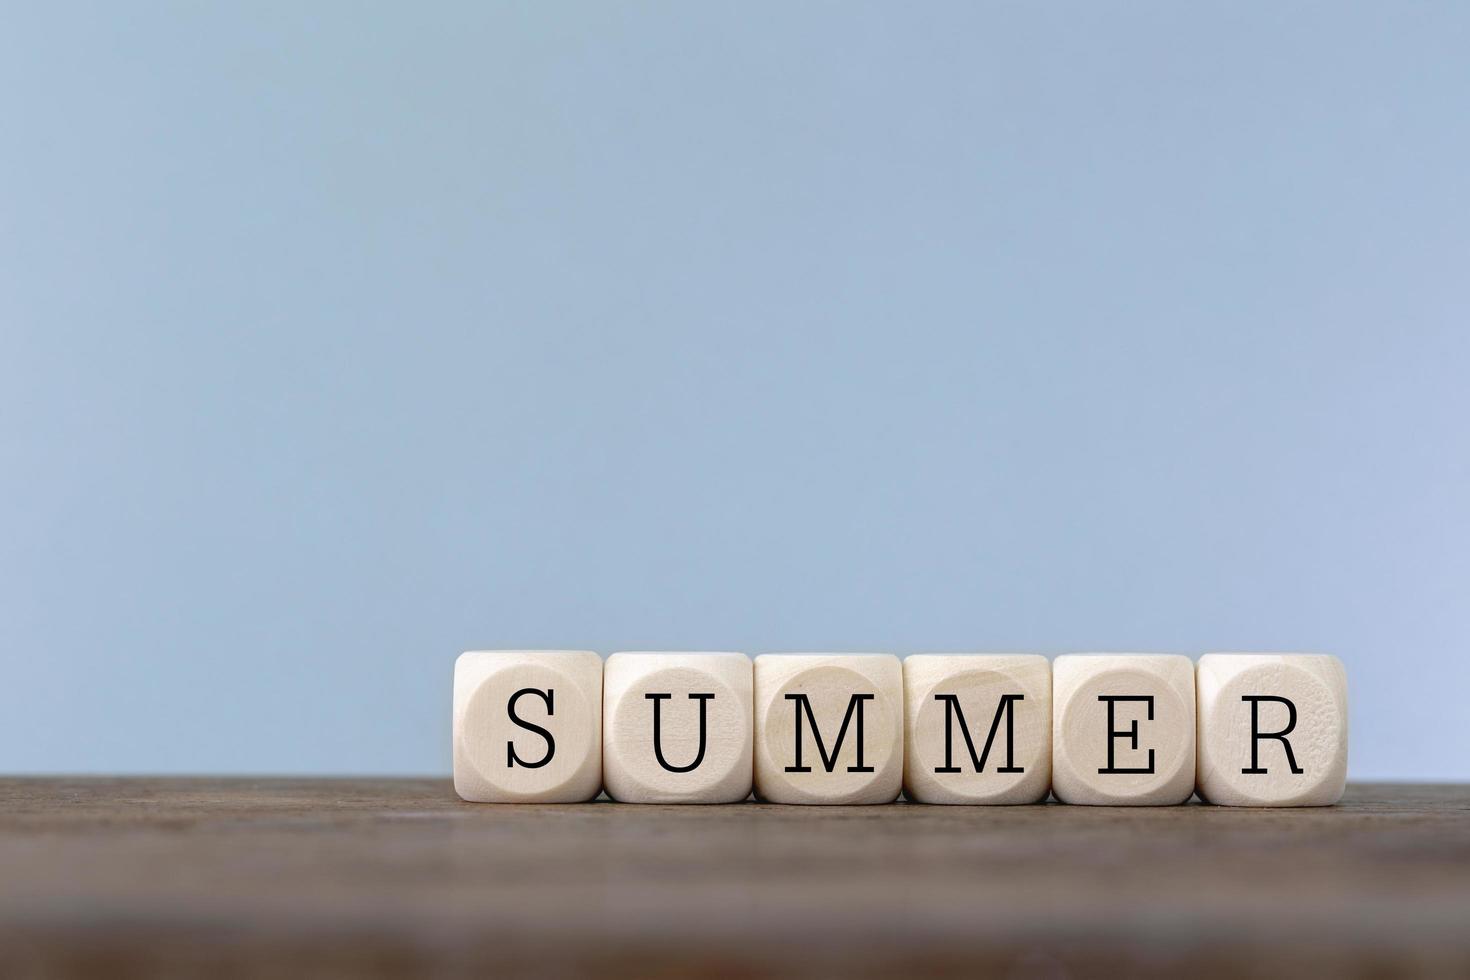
[452,652,1347,808]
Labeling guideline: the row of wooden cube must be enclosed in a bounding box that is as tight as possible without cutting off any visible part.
[453,652,1348,807]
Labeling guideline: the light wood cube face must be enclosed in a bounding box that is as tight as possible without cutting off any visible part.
[453,650,603,803]
[902,655,1051,804]
[1052,654,1196,806]
[1196,654,1348,807]
[603,653,753,804]
[754,655,903,805]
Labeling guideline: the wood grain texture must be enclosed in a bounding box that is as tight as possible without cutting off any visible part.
[0,779,1466,978]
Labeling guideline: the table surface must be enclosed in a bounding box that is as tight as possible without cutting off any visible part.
[1,779,1466,978]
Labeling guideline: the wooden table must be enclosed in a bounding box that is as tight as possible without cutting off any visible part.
[0,779,1465,978]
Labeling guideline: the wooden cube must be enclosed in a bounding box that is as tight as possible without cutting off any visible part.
[1052,654,1196,806]
[902,654,1051,804]
[603,652,753,804]
[1196,653,1348,807]
[453,650,603,803]
[754,654,903,805]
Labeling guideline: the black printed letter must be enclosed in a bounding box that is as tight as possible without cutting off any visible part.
[933,694,1026,774]
[645,692,714,773]
[1098,695,1155,774]
[1241,695,1303,775]
[784,693,875,773]
[506,687,555,769]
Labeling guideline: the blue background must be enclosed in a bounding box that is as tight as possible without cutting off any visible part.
[4,4,1466,778]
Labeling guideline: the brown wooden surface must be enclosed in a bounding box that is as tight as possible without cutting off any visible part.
[0,779,1466,978]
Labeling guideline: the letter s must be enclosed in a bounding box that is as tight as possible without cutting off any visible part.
[506,688,555,769]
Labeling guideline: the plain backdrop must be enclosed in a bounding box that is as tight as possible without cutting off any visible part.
[3,3,1466,779]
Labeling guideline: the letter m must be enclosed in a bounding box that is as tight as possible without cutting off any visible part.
[933,693,1025,774]
[784,693,875,773]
